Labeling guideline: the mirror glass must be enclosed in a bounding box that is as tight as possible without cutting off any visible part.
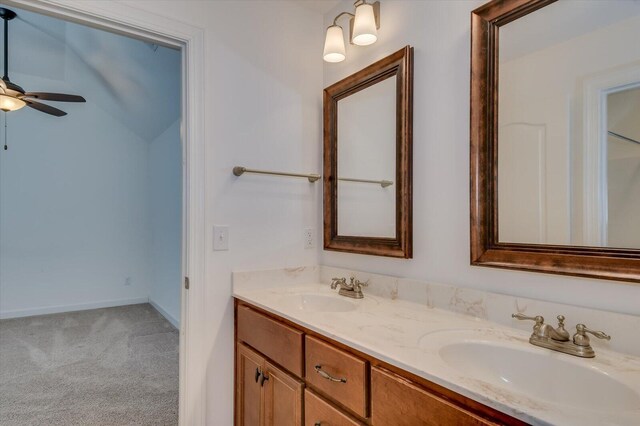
[498,0,640,248]
[337,76,396,237]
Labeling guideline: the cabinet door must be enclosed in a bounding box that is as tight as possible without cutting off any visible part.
[236,343,265,426]
[371,367,496,426]
[263,360,303,426]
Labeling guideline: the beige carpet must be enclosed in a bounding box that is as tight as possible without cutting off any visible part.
[0,304,178,425]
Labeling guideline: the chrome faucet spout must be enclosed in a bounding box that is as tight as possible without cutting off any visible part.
[330,277,346,290]
[513,313,609,358]
[329,276,367,299]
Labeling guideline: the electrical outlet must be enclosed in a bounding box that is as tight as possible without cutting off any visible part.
[125,277,132,286]
[213,225,229,251]
[304,228,314,249]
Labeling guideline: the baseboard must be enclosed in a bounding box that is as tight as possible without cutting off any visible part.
[0,297,150,320]
[148,298,180,328]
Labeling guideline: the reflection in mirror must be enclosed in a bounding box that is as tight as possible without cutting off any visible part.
[608,87,640,248]
[337,76,396,237]
[497,0,640,248]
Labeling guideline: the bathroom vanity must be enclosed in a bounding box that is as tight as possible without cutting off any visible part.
[232,266,640,426]
[232,0,640,424]
[234,299,521,425]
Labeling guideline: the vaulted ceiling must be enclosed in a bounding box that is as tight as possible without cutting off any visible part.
[2,7,181,142]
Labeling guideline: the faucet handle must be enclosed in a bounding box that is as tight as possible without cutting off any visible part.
[354,278,368,288]
[579,324,610,340]
[573,323,610,347]
[348,276,368,288]
[512,313,544,325]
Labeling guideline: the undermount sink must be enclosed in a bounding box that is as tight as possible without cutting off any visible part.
[420,330,640,412]
[439,342,640,411]
[278,293,357,313]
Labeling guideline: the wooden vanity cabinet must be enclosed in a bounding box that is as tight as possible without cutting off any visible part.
[236,343,303,426]
[305,336,368,418]
[237,304,304,377]
[371,366,496,425]
[236,343,263,426]
[305,389,365,426]
[235,300,525,426]
[264,360,304,426]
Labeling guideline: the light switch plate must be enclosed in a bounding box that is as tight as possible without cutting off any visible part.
[213,225,229,251]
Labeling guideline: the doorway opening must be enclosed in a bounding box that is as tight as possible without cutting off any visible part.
[2,2,203,423]
[605,84,640,248]
[580,62,640,247]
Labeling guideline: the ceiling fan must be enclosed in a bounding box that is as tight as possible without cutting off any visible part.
[0,7,85,116]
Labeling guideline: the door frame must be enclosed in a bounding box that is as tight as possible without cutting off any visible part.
[4,1,208,424]
[581,62,640,246]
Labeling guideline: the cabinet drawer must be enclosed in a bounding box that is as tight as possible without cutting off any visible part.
[305,336,367,418]
[371,367,496,425]
[237,305,304,377]
[304,390,364,426]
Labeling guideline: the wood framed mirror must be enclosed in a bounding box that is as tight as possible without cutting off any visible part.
[324,46,413,258]
[471,0,640,282]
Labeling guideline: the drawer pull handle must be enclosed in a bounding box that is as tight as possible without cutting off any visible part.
[314,365,347,383]
[314,423,322,426]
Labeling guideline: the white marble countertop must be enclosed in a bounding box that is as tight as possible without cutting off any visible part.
[233,282,640,426]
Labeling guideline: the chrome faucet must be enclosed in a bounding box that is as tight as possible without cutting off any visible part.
[512,313,610,358]
[330,276,368,299]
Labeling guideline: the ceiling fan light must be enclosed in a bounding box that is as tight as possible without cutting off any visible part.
[0,94,26,112]
[352,3,378,46]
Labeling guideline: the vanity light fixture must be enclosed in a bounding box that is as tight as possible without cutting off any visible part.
[323,24,347,63]
[352,1,378,46]
[323,0,380,63]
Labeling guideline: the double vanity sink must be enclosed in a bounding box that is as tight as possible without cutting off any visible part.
[235,284,640,425]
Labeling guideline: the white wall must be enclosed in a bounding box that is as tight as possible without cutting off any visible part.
[115,1,323,424]
[0,77,152,317]
[322,0,640,317]
[148,119,182,327]
[0,11,182,320]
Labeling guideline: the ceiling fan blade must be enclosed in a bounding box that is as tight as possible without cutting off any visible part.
[23,92,86,102]
[25,100,67,117]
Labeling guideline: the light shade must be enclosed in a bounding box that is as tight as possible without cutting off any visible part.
[0,94,26,112]
[352,3,378,46]
[323,25,346,63]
